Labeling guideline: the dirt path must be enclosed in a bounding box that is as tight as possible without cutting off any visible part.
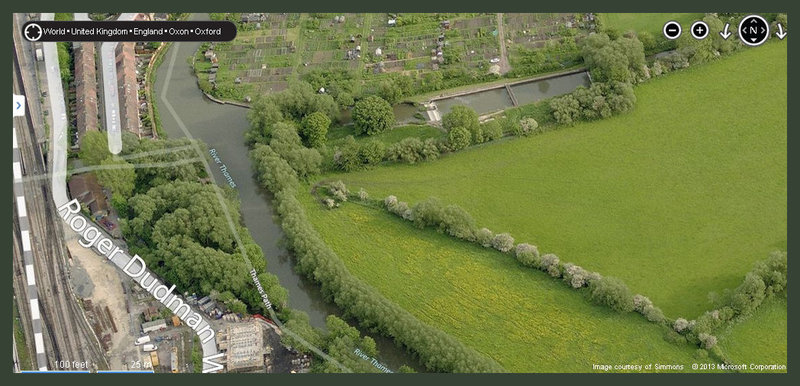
[496,13,511,75]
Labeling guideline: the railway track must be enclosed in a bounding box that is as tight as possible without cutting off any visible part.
[12,17,109,371]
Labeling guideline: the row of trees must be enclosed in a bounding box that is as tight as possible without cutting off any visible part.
[373,191,663,320]
[669,251,787,358]
[250,143,504,372]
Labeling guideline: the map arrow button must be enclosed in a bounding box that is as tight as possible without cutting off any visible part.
[776,23,787,40]
[720,23,731,39]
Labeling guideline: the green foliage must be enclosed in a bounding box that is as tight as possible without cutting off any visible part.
[588,276,635,313]
[79,131,111,165]
[123,180,284,314]
[442,105,480,135]
[95,156,136,199]
[281,309,324,354]
[269,123,322,180]
[550,81,636,125]
[301,111,331,148]
[481,120,504,141]
[251,144,300,194]
[447,126,472,151]
[580,33,646,84]
[514,117,540,136]
[353,96,395,136]
[333,136,363,171]
[358,139,386,166]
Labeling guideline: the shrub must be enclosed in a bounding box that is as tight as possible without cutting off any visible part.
[323,198,337,209]
[633,294,653,313]
[475,228,494,248]
[697,333,718,349]
[387,137,424,164]
[359,139,386,165]
[353,96,395,136]
[333,136,362,172]
[514,243,540,267]
[588,276,634,313]
[491,233,515,253]
[441,205,476,240]
[468,124,484,144]
[540,253,560,272]
[730,273,766,315]
[673,318,689,333]
[642,305,665,323]
[447,126,472,151]
[411,197,445,229]
[482,120,503,141]
[562,263,588,288]
[357,188,369,201]
[328,180,349,202]
[514,117,540,136]
[384,195,398,210]
[420,138,441,161]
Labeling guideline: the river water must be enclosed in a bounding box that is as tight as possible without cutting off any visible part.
[153,16,420,372]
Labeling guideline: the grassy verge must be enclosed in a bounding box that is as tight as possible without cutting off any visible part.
[316,41,787,319]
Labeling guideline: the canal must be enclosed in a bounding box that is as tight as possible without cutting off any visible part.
[153,15,420,372]
[433,70,591,117]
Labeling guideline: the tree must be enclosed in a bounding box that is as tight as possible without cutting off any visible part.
[447,126,471,151]
[358,139,385,165]
[580,33,646,84]
[491,233,515,253]
[79,131,111,165]
[334,136,363,171]
[442,105,480,135]
[588,276,635,312]
[247,97,284,139]
[95,156,136,199]
[378,80,403,105]
[352,96,395,136]
[475,228,494,248]
[514,243,540,267]
[300,111,331,148]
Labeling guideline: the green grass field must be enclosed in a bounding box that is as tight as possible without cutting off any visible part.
[302,195,702,372]
[717,297,787,372]
[316,42,787,319]
[599,13,703,37]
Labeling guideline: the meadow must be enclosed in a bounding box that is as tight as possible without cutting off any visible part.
[598,13,703,37]
[313,42,787,319]
[717,297,787,371]
[302,195,701,372]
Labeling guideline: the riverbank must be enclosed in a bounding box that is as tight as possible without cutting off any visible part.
[153,26,424,371]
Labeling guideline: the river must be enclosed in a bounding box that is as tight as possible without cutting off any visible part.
[153,15,420,372]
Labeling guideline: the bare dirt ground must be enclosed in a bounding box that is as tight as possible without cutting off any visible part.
[67,239,145,370]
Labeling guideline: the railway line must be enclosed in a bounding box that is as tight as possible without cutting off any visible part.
[12,14,109,371]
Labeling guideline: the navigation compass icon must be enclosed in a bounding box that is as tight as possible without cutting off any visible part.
[24,23,43,42]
